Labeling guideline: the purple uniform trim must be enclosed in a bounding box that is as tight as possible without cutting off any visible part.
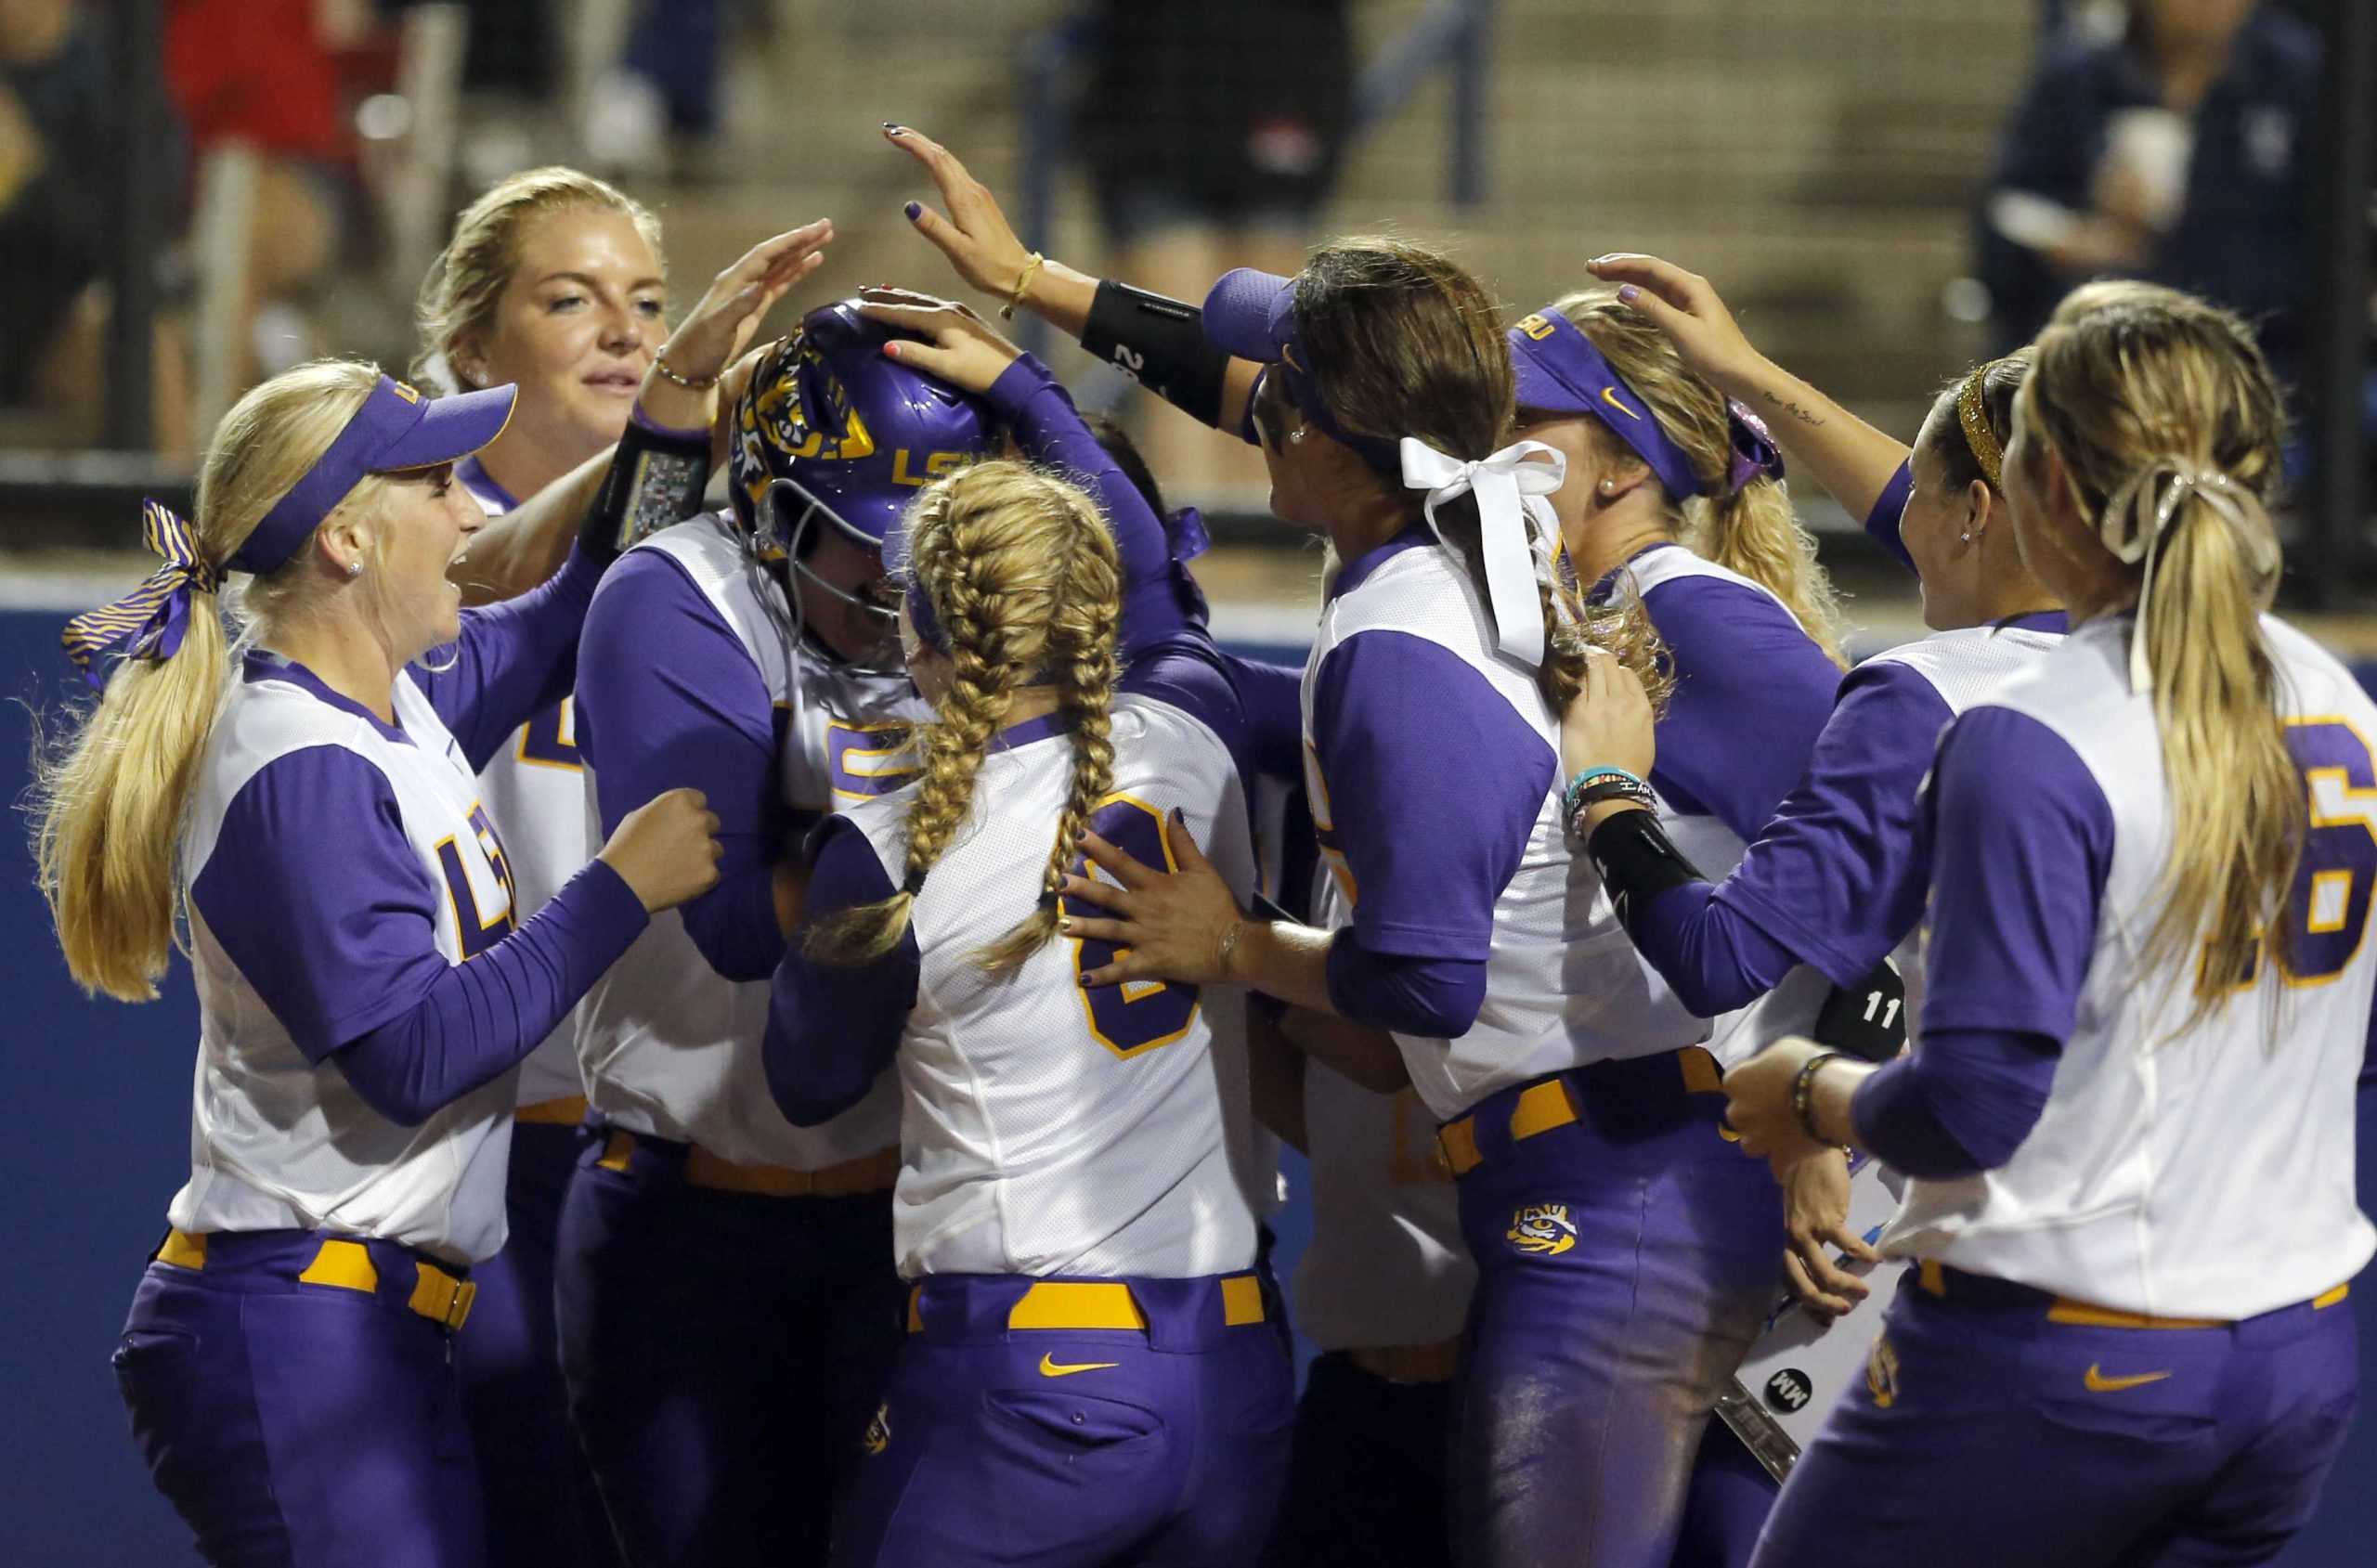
[1865,459,1916,573]
[1851,1026,2060,1179]
[1228,653,1305,784]
[192,745,641,1082]
[412,545,605,771]
[1121,628,1255,780]
[457,455,519,512]
[577,547,789,982]
[983,355,1182,655]
[1630,881,1802,1018]
[336,862,645,1125]
[763,815,916,1128]
[1308,628,1554,965]
[1632,547,1840,840]
[1324,935,1487,1037]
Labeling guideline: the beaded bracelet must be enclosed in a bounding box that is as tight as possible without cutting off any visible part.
[1790,1050,1847,1144]
[651,354,721,391]
[1561,767,1657,848]
[1002,253,1047,321]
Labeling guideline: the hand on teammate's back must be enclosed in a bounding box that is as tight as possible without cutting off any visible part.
[1561,646,1656,785]
[599,788,723,914]
[854,289,1021,395]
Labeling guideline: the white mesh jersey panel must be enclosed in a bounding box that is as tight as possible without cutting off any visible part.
[843,693,1263,1279]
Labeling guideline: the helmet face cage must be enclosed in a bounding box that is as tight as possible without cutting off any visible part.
[760,474,905,677]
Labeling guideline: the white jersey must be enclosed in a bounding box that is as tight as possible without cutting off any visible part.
[1303,542,1707,1121]
[172,668,519,1264]
[577,513,921,1168]
[1883,615,2377,1317]
[1292,875,1474,1349]
[462,472,591,1107]
[1861,617,2065,1039]
[1628,546,1828,1067]
[840,693,1263,1280]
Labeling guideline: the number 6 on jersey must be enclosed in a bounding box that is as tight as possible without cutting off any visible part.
[1061,796,1201,1057]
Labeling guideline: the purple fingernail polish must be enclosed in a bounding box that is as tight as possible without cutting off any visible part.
[1618,284,1640,304]
[903,201,922,221]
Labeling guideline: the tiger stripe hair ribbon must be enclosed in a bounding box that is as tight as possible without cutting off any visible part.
[60,500,222,689]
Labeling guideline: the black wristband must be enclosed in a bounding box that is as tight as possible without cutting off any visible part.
[581,419,712,562]
[1585,808,1706,930]
[1812,955,1908,1064]
[1082,280,1232,430]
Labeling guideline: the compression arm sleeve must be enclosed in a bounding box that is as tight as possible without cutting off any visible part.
[1080,279,1241,436]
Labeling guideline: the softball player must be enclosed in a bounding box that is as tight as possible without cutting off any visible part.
[1051,240,1798,1568]
[761,460,1289,1565]
[1716,286,2368,1568]
[47,353,726,1566]
[415,164,669,1568]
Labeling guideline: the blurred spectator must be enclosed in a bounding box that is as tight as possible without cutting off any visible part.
[163,0,372,382]
[1,0,189,451]
[1980,0,2318,385]
[1075,0,1353,500]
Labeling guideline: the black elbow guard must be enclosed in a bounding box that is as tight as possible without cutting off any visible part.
[581,420,713,562]
[1812,955,1908,1063]
[1585,808,1706,933]
[1081,280,1232,429]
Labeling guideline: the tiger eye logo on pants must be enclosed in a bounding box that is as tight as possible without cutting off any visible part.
[862,1402,891,1456]
[1506,1203,1578,1255]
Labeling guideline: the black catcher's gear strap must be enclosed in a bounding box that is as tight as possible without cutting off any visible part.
[1082,280,1233,431]
[582,420,713,562]
[1812,955,1908,1064]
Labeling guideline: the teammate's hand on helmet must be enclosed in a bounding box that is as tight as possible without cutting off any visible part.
[1780,1147,1882,1323]
[1721,1035,1831,1170]
[854,288,1022,395]
[647,221,836,396]
[598,787,724,914]
[1056,809,1242,988]
[883,125,1036,301]
[1562,646,1656,823]
[1584,254,1769,402]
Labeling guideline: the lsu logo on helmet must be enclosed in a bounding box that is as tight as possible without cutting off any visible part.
[1506,1202,1578,1256]
[861,1401,891,1456]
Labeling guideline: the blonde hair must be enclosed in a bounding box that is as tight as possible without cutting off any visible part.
[1286,239,1667,710]
[1530,289,1849,668]
[33,360,383,1001]
[805,460,1123,976]
[412,166,665,393]
[2018,289,2293,1026]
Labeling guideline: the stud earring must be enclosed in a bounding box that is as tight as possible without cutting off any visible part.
[1288,427,1307,445]
[347,562,364,577]
[1959,532,1971,543]
[1598,478,1617,497]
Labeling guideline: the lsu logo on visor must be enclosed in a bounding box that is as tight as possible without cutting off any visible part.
[1506,1202,1578,1256]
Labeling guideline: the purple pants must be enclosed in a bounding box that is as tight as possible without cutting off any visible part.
[1752,1266,2359,1567]
[1448,1054,1786,1568]
[833,1273,1294,1566]
[456,1119,618,1567]
[552,1134,903,1568]
[1673,1419,1780,1568]
[112,1231,484,1567]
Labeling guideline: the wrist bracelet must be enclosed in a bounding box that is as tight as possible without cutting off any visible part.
[1001,253,1047,321]
[1790,1051,1847,1145]
[1214,915,1247,979]
[651,354,720,391]
[1563,766,1654,823]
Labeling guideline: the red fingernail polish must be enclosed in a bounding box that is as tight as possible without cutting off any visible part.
[884,343,900,357]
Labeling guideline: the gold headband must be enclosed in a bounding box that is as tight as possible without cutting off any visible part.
[1956,364,2004,491]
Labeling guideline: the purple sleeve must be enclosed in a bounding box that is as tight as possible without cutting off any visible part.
[1310,631,1554,960]
[1914,703,2112,1038]
[1712,660,1956,987]
[1628,880,1804,1017]
[1851,1026,2059,1179]
[1120,631,1253,784]
[1642,574,1839,841]
[576,548,787,981]
[1227,654,1306,784]
[1864,460,1916,574]
[335,862,648,1125]
[984,355,1182,654]
[763,818,916,1127]
[188,747,648,1107]
[412,545,605,771]
[1323,933,1487,1037]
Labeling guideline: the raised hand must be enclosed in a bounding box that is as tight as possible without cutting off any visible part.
[1585,253,1767,400]
[854,288,1023,396]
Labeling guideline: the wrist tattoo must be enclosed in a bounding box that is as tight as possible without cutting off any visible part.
[1761,388,1827,429]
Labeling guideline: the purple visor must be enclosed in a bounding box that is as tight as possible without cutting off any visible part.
[1201,268,1401,472]
[229,375,518,575]
[1509,308,1782,499]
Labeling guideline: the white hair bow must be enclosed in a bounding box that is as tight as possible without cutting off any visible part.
[2100,461,2276,694]
[1399,437,1568,668]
